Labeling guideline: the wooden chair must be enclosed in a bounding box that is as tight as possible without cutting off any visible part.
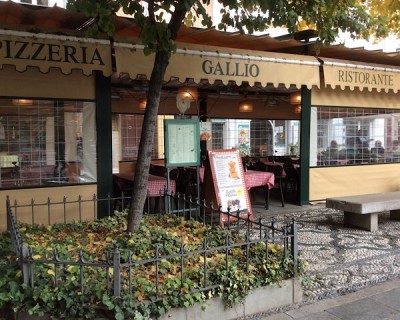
[266,164,285,207]
[283,163,299,199]
[113,175,133,211]
[250,160,267,172]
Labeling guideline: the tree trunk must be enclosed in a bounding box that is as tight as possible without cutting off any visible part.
[125,4,187,232]
[127,51,169,232]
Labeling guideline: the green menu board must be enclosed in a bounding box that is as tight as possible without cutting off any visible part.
[164,119,200,167]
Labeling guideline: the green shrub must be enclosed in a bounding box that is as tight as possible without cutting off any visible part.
[0,212,304,319]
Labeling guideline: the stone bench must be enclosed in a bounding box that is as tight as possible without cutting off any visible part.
[326,191,400,231]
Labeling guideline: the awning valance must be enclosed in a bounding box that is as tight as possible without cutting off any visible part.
[0,30,112,77]
[321,57,400,93]
[115,42,320,89]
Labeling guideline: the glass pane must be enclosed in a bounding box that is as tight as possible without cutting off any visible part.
[312,106,400,166]
[0,99,97,187]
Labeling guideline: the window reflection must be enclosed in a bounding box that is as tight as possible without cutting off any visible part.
[313,106,400,166]
[0,99,96,188]
[114,115,300,170]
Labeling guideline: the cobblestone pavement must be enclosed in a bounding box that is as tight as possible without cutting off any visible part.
[249,198,400,318]
[267,208,400,302]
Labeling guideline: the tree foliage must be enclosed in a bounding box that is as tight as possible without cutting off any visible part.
[66,0,395,232]
[359,0,400,37]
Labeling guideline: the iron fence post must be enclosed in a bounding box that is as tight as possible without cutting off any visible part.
[113,246,121,298]
[6,195,10,232]
[21,242,30,285]
[291,221,298,274]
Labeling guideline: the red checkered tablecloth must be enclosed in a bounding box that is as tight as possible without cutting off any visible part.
[244,170,275,190]
[113,173,176,197]
[147,174,176,197]
[198,167,274,190]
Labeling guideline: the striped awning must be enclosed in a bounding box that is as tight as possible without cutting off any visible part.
[115,42,320,89]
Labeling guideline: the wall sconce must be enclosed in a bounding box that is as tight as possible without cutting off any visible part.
[238,100,254,113]
[12,99,33,106]
[290,92,301,105]
[178,86,198,102]
[294,105,302,114]
[138,98,147,110]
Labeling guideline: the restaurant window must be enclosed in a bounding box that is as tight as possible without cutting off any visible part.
[0,98,96,188]
[209,119,300,157]
[116,114,174,162]
[311,106,400,166]
[211,122,224,150]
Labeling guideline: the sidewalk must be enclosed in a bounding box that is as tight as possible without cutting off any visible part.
[263,278,400,320]
[249,191,400,320]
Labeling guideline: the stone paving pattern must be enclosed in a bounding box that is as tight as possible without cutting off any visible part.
[281,208,400,302]
[247,201,400,318]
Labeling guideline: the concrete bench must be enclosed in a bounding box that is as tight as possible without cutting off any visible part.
[326,191,400,231]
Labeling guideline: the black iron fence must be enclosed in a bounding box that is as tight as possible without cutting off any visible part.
[6,192,298,311]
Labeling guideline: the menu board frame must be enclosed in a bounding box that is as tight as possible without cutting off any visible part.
[164,119,200,168]
[207,149,253,223]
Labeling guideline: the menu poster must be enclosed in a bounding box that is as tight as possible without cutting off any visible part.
[200,122,212,141]
[208,149,253,223]
[164,119,200,167]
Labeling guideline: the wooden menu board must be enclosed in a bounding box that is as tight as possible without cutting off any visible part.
[203,149,253,226]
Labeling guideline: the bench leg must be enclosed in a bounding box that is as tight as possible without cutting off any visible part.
[343,211,378,232]
[390,209,400,220]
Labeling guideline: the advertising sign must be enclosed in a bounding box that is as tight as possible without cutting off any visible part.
[207,149,253,223]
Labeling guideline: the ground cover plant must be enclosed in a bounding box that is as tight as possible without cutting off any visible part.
[0,212,303,319]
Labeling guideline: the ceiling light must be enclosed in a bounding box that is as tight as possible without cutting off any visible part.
[138,98,147,110]
[290,92,301,105]
[238,100,253,113]
[178,86,198,101]
[12,99,33,106]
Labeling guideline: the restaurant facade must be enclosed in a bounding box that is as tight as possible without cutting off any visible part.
[0,1,399,231]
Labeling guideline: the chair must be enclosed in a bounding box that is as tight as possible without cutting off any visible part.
[149,164,167,177]
[283,156,293,165]
[113,175,133,211]
[266,164,285,207]
[283,163,299,200]
[249,160,267,172]
[246,160,268,203]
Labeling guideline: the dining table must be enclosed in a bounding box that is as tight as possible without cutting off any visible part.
[244,170,275,209]
[198,167,274,210]
[261,161,300,178]
[113,173,176,197]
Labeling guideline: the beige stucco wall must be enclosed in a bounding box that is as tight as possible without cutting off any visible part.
[309,164,400,201]
[1,184,98,232]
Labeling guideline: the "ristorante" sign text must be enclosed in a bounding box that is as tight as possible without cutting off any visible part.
[338,69,394,86]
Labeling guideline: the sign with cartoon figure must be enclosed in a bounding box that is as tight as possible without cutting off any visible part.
[206,149,253,224]
[237,124,250,156]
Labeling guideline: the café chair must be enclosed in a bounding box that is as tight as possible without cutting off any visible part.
[266,164,285,207]
[113,175,133,211]
[251,160,267,172]
[283,163,299,199]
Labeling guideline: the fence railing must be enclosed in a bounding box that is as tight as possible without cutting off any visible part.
[6,192,298,311]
